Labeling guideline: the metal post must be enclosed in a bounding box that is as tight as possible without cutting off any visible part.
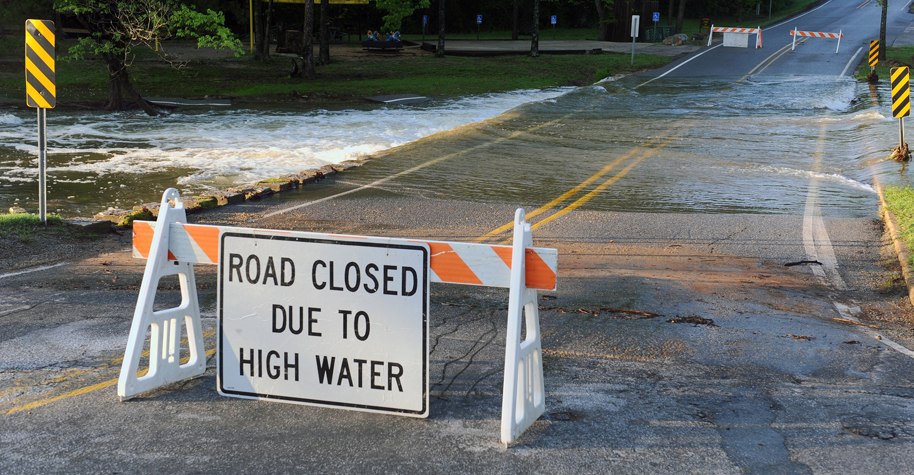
[553,24,555,39]
[631,35,636,65]
[901,117,906,150]
[37,107,47,223]
[769,0,773,22]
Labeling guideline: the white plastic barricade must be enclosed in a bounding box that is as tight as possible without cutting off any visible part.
[790,28,843,54]
[707,25,762,48]
[119,189,558,445]
[501,209,545,445]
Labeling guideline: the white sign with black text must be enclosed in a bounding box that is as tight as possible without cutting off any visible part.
[217,232,430,417]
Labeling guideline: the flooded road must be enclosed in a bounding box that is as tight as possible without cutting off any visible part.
[1,72,907,221]
[277,75,898,223]
[0,89,570,216]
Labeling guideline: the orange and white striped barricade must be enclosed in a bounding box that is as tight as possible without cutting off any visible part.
[791,28,843,53]
[119,189,558,445]
[707,25,762,48]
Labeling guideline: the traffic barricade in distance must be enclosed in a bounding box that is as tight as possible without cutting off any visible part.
[707,25,762,48]
[790,28,843,53]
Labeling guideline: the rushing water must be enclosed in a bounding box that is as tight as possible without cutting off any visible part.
[0,75,909,219]
[338,74,900,219]
[0,89,571,217]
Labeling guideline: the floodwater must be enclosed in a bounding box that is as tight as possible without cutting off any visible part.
[339,74,900,219]
[0,89,571,217]
[0,74,908,219]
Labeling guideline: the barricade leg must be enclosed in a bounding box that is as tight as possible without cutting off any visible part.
[707,25,714,47]
[792,27,797,50]
[118,189,206,401]
[757,27,762,48]
[500,209,546,446]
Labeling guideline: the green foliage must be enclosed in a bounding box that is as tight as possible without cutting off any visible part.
[376,0,430,32]
[53,0,242,63]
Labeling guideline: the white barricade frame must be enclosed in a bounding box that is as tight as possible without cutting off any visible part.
[707,25,762,49]
[118,188,557,446]
[791,27,843,54]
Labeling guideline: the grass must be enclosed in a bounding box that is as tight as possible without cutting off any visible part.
[0,38,673,105]
[0,213,100,243]
[855,45,914,81]
[884,185,914,267]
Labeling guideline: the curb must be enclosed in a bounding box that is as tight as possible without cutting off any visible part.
[90,160,365,225]
[875,180,914,308]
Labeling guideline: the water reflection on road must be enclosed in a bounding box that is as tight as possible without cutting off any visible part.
[354,75,897,219]
[1,74,907,219]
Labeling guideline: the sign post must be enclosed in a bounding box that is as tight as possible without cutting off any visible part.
[218,232,431,417]
[551,15,556,39]
[25,19,55,224]
[477,14,482,40]
[423,15,427,42]
[892,66,910,152]
[631,15,640,65]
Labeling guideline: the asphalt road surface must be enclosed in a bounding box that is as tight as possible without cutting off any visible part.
[3,1,914,473]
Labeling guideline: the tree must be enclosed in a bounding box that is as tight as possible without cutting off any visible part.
[253,0,274,61]
[512,0,519,40]
[436,0,445,57]
[376,0,430,31]
[668,0,674,25]
[318,0,329,65]
[530,0,540,57]
[300,0,316,79]
[595,0,609,41]
[54,0,242,117]
[676,0,686,34]
[878,0,887,61]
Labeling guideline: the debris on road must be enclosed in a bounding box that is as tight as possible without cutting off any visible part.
[666,315,717,327]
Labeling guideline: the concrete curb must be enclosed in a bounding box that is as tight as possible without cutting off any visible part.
[875,180,914,308]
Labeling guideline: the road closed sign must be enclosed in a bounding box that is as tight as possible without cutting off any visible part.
[217,231,430,417]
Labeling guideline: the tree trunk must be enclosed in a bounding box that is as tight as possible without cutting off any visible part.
[301,0,316,78]
[530,0,540,57]
[595,0,608,41]
[676,0,686,34]
[253,1,265,61]
[261,0,274,60]
[102,53,158,117]
[880,0,888,60]
[512,0,519,40]
[668,0,674,25]
[436,0,445,58]
[318,0,330,65]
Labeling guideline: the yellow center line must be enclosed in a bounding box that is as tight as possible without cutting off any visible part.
[481,38,809,241]
[6,348,218,415]
[471,126,683,243]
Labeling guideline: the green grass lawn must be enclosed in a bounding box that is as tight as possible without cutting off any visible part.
[885,185,914,267]
[0,37,672,105]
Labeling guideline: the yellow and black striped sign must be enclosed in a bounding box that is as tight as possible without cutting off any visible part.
[25,19,55,109]
[869,40,879,67]
[892,67,910,118]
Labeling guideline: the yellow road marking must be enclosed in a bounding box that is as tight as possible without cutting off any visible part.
[6,348,218,415]
[482,39,803,240]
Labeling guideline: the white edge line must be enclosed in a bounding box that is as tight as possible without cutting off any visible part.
[902,0,912,13]
[839,47,863,77]
[635,44,723,89]
[0,262,67,280]
[834,304,914,359]
[381,97,428,103]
